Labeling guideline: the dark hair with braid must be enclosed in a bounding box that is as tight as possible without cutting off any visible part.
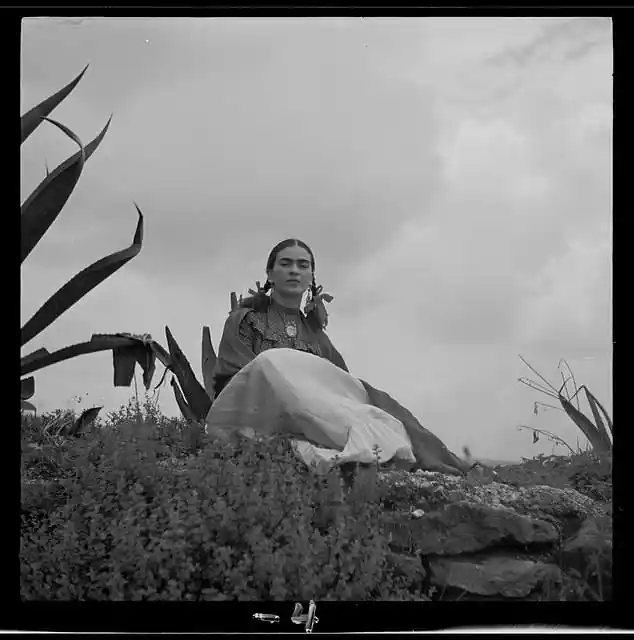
[238,238,323,329]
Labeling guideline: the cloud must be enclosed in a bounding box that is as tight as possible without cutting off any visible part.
[485,17,611,69]
[23,35,443,284]
[21,18,612,462]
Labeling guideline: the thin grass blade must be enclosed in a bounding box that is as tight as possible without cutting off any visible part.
[21,64,89,145]
[518,377,560,399]
[21,205,143,346]
[559,394,612,454]
[584,386,613,439]
[21,377,35,400]
[165,326,212,421]
[560,372,573,402]
[559,358,581,411]
[21,118,85,263]
[518,355,558,394]
[171,377,198,422]
[201,325,217,401]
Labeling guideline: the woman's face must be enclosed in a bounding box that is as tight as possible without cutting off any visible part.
[267,245,313,298]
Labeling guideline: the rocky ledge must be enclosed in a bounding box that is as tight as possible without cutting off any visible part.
[375,468,612,601]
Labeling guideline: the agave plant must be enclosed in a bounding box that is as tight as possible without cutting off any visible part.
[149,292,247,424]
[20,65,226,432]
[20,65,156,424]
[518,355,613,454]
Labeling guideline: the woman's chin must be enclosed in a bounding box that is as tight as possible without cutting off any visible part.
[279,286,303,298]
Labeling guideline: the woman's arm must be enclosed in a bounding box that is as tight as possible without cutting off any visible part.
[212,311,258,396]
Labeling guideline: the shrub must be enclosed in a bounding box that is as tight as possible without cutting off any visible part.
[21,422,427,601]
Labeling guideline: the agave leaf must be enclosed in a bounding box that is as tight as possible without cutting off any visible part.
[165,326,212,422]
[21,64,89,145]
[584,386,613,439]
[21,333,154,377]
[21,377,35,400]
[21,116,112,263]
[201,325,217,401]
[112,343,154,389]
[21,118,86,264]
[66,405,102,437]
[559,394,612,454]
[171,377,198,423]
[21,205,143,347]
[110,334,165,390]
[21,400,37,413]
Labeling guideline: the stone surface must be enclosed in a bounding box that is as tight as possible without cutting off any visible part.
[382,501,559,555]
[379,469,609,523]
[429,553,562,598]
[373,467,611,600]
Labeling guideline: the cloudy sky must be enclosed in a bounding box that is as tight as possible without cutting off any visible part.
[20,16,612,462]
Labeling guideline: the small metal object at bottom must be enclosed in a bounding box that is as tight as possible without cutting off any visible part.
[253,613,280,624]
[291,600,319,633]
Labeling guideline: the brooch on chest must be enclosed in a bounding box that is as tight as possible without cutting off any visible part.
[285,321,297,338]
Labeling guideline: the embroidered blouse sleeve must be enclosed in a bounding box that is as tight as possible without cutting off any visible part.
[237,311,257,352]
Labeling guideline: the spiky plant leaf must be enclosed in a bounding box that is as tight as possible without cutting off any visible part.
[21,377,35,400]
[21,118,85,264]
[201,325,216,401]
[584,386,613,439]
[21,116,112,265]
[165,326,212,422]
[21,348,50,371]
[66,406,102,437]
[20,333,164,378]
[21,205,144,347]
[112,337,157,390]
[559,394,612,454]
[21,400,37,413]
[171,377,198,423]
[21,64,89,145]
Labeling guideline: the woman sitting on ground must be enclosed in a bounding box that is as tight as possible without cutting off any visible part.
[206,238,468,476]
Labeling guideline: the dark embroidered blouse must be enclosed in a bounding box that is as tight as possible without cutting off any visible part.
[237,298,324,358]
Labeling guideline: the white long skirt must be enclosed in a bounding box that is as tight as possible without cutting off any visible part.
[205,348,416,473]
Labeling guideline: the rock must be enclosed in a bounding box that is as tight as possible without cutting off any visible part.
[374,467,611,600]
[429,552,562,598]
[379,469,608,525]
[383,501,559,555]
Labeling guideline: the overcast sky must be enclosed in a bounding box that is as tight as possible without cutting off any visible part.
[21,16,612,462]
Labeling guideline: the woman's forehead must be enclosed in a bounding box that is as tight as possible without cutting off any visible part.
[275,246,312,262]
